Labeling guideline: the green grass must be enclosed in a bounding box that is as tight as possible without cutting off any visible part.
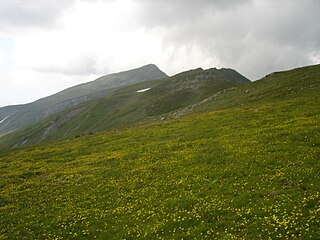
[0,65,319,239]
[196,64,320,111]
[0,67,247,148]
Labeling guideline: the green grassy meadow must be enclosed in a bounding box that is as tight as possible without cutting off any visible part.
[0,65,319,239]
[0,67,247,148]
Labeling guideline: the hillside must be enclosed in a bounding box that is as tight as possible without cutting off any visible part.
[0,64,167,136]
[0,67,249,148]
[198,64,320,110]
[0,64,319,239]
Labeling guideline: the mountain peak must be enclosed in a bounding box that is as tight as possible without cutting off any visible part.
[141,63,159,69]
[0,64,168,136]
[132,64,167,76]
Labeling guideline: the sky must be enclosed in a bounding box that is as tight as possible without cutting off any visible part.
[0,0,319,107]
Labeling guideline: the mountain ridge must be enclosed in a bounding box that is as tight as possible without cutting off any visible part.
[0,64,168,136]
[0,66,250,148]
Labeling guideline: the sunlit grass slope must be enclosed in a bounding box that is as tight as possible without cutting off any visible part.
[0,65,319,239]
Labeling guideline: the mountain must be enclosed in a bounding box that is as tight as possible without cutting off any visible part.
[0,67,249,148]
[0,64,318,239]
[198,64,320,111]
[0,64,168,136]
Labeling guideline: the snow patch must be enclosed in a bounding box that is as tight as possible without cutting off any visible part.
[137,88,151,93]
[0,116,9,124]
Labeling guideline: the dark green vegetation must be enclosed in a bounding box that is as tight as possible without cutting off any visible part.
[0,64,319,239]
[0,67,248,148]
[0,64,167,136]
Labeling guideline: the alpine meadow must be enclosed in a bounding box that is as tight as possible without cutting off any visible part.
[0,64,319,239]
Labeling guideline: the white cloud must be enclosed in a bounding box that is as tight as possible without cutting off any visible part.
[0,67,98,106]
[0,49,4,64]
[11,0,160,75]
[0,0,319,107]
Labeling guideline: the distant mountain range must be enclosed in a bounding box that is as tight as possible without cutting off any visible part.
[0,64,167,136]
[0,65,249,148]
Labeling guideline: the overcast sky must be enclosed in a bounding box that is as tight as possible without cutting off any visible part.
[0,0,319,107]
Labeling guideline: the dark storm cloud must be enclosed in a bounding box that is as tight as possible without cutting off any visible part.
[133,0,320,79]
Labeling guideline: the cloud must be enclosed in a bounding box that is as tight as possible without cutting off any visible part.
[0,0,71,31]
[0,0,320,107]
[9,0,162,76]
[0,0,105,32]
[130,0,320,79]
[0,49,3,64]
[134,0,253,28]
[4,0,320,79]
